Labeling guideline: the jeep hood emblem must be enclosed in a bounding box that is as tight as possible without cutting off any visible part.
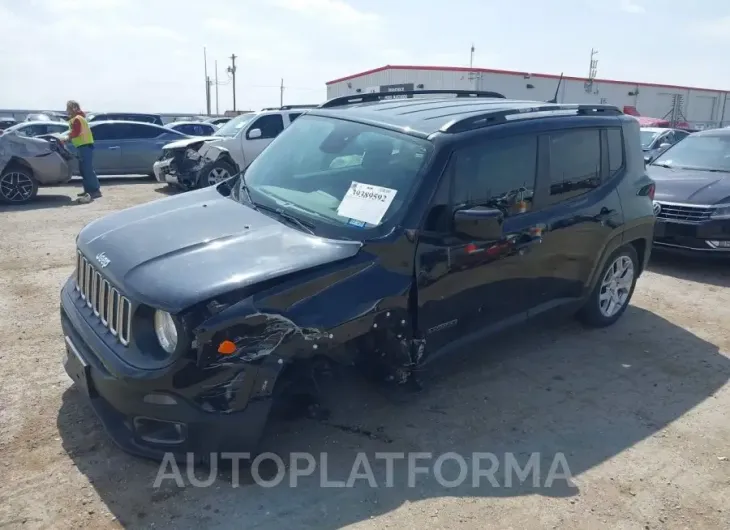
[96,252,111,268]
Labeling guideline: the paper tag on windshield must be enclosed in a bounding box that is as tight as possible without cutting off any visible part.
[337,182,397,226]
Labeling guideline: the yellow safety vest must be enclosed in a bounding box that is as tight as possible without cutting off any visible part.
[68,115,94,147]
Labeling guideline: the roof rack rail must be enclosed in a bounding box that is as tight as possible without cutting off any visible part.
[319,89,506,108]
[260,104,320,111]
[442,104,623,133]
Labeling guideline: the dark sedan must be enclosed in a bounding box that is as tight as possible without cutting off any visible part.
[648,129,730,256]
[62,121,188,176]
[166,121,216,136]
[88,113,164,126]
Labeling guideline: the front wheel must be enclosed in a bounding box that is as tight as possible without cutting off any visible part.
[577,245,639,328]
[0,167,39,204]
[197,160,237,189]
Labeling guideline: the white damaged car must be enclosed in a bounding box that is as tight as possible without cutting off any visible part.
[153,106,316,190]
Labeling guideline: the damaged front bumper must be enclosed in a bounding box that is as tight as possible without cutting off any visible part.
[153,140,236,191]
[60,279,274,462]
[153,158,179,186]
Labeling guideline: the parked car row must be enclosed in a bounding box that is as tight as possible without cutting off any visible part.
[3,97,729,262]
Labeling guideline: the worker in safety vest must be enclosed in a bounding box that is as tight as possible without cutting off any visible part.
[66,100,101,203]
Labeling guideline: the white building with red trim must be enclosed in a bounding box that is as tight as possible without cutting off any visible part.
[326,65,730,129]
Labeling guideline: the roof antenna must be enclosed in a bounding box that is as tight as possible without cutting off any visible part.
[547,73,563,104]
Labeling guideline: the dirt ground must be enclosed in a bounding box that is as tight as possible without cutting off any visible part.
[0,179,729,530]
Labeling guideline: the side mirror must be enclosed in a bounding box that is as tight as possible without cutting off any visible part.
[247,128,262,139]
[453,207,504,241]
[659,142,671,150]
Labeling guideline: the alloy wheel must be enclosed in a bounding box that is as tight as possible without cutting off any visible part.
[598,255,634,317]
[207,167,231,186]
[0,172,35,202]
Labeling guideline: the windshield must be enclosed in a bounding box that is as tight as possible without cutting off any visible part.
[640,130,659,149]
[214,113,255,137]
[236,114,432,233]
[652,134,730,172]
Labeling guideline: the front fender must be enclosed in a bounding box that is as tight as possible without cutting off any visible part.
[192,255,416,375]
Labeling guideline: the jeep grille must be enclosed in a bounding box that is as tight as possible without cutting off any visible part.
[75,251,132,346]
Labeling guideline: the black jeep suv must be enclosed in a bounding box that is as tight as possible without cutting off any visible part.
[60,90,656,461]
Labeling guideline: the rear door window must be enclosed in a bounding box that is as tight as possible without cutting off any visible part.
[606,128,624,176]
[547,129,601,205]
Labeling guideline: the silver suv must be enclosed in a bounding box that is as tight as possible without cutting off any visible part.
[153,105,317,190]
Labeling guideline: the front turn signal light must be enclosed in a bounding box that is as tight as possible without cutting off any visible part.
[217,340,237,355]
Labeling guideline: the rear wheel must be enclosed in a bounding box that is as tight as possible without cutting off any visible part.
[197,160,237,189]
[577,245,638,328]
[0,167,39,204]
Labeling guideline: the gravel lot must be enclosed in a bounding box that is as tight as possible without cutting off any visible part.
[0,179,729,530]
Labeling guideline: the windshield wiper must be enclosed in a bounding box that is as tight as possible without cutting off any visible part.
[254,202,316,234]
[651,163,673,168]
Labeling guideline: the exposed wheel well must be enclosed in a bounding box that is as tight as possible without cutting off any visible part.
[628,238,648,275]
[217,154,239,173]
[2,157,34,177]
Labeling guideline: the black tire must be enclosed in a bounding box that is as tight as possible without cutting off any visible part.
[577,244,639,328]
[0,166,39,205]
[196,159,237,189]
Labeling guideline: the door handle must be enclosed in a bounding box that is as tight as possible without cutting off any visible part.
[107,146,120,150]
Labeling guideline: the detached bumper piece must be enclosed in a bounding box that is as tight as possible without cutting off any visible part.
[60,284,272,463]
[153,157,182,187]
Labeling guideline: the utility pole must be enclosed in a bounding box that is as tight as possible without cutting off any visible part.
[585,48,598,94]
[280,78,284,107]
[467,43,481,90]
[227,54,238,112]
[215,60,219,115]
[206,76,212,115]
[203,47,211,115]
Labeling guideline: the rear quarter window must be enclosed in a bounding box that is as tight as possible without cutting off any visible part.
[606,128,624,176]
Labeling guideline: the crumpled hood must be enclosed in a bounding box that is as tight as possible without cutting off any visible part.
[76,186,362,313]
[0,133,56,169]
[648,165,730,205]
[163,136,221,151]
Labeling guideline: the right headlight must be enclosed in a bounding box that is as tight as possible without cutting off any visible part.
[710,203,730,220]
[154,310,178,354]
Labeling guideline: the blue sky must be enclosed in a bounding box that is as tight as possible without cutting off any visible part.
[2,0,729,113]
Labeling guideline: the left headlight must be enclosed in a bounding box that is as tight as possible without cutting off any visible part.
[710,203,730,219]
[154,310,178,354]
